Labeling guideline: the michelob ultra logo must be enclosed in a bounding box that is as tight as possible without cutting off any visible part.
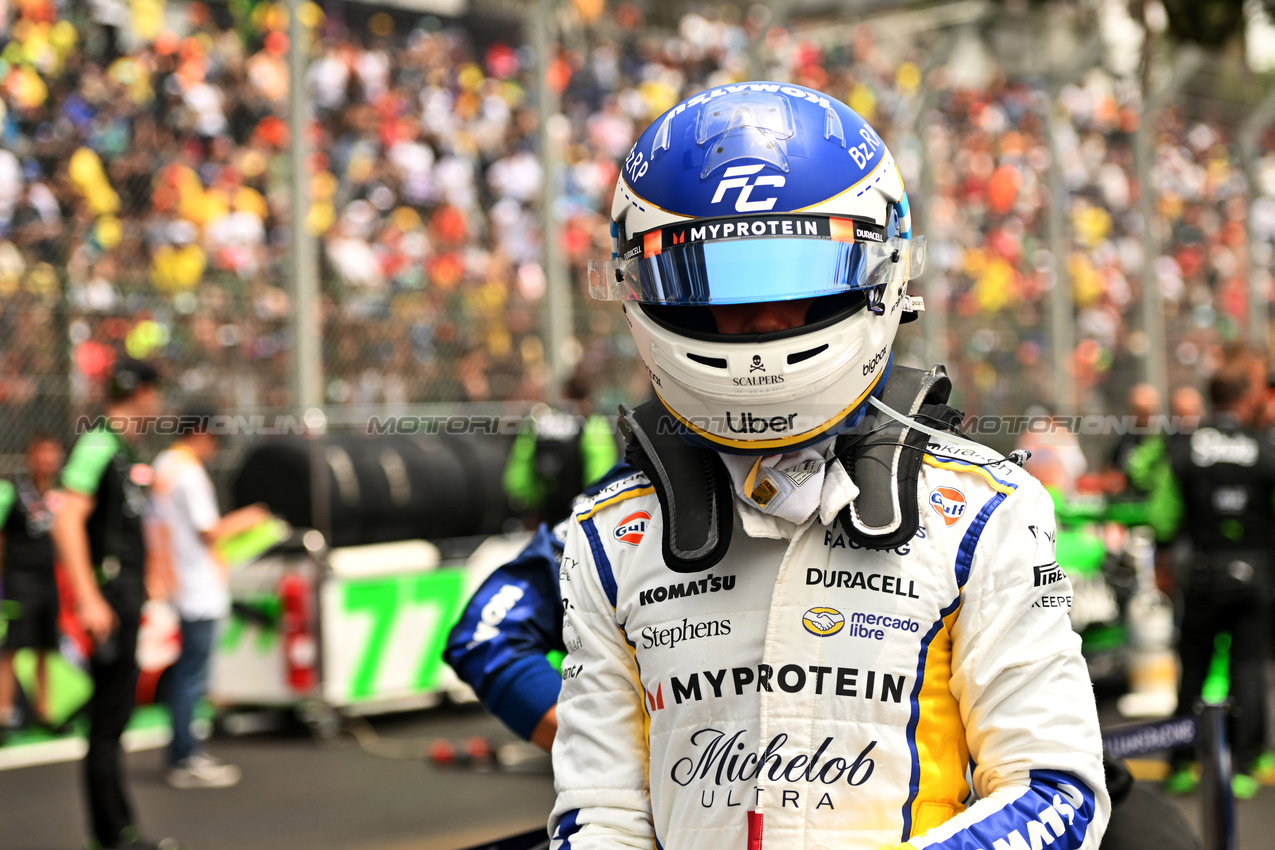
[615,511,652,545]
[928,487,966,526]
[802,607,845,637]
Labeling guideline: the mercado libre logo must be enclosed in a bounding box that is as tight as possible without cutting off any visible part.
[802,607,845,637]
[615,511,652,545]
[928,487,966,527]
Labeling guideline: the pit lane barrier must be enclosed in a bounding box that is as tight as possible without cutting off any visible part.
[1101,631,1237,850]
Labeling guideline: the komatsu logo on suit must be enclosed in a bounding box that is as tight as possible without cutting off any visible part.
[640,573,737,606]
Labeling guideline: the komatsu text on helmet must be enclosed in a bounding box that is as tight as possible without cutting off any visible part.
[589,82,926,454]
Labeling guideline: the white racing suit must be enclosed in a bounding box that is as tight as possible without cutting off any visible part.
[549,437,1109,850]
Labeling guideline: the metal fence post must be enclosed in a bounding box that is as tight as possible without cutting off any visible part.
[289,0,321,407]
[1044,35,1103,414]
[1238,82,1275,348]
[532,0,573,399]
[1135,46,1203,400]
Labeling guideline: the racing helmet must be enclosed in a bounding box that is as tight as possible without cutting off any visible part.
[590,82,925,454]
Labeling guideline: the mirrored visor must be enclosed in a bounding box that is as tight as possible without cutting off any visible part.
[589,214,925,304]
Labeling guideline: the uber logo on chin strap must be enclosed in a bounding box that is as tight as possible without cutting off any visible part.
[725,411,798,434]
[711,164,787,213]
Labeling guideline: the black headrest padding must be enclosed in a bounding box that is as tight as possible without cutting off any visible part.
[835,365,954,550]
[619,401,733,573]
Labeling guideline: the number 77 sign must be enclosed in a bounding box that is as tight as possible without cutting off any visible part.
[320,569,469,707]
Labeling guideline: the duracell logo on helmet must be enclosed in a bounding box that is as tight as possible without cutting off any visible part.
[854,223,886,243]
[625,214,888,259]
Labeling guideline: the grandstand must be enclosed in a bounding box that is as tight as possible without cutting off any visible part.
[3,0,1275,466]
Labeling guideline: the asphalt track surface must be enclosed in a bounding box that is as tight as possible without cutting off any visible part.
[0,705,556,850]
[2,702,1274,850]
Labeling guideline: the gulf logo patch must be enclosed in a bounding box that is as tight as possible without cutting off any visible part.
[802,607,845,637]
[614,511,651,545]
[929,487,966,526]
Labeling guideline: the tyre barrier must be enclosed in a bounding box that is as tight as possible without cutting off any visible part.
[231,433,514,547]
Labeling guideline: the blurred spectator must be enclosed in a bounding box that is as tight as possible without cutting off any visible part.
[1171,385,1205,423]
[1111,383,1161,477]
[0,432,64,740]
[1018,406,1088,494]
[151,409,267,790]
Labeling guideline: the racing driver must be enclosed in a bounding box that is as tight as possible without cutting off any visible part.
[462,82,1109,850]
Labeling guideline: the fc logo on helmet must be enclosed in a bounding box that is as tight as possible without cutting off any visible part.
[710,164,787,213]
[929,487,966,526]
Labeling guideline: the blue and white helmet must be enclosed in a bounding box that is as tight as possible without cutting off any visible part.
[590,81,926,454]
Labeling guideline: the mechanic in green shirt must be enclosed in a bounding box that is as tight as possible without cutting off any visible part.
[503,369,618,527]
[1128,361,1275,799]
[52,357,179,850]
[0,432,64,738]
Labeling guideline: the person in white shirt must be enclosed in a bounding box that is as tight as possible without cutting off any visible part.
[151,409,269,790]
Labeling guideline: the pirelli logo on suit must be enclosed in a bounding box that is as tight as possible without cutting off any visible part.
[1033,563,1066,587]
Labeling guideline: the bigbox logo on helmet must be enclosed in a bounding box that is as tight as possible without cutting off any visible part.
[588,81,927,455]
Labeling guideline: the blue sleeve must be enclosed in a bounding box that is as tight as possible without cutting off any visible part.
[916,770,1099,850]
[445,523,566,739]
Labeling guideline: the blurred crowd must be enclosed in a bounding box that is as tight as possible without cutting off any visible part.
[2,1,1275,450]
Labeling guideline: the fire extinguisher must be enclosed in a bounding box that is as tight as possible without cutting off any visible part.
[280,571,317,693]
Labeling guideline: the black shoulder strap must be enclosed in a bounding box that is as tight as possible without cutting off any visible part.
[835,364,963,550]
[618,401,732,573]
